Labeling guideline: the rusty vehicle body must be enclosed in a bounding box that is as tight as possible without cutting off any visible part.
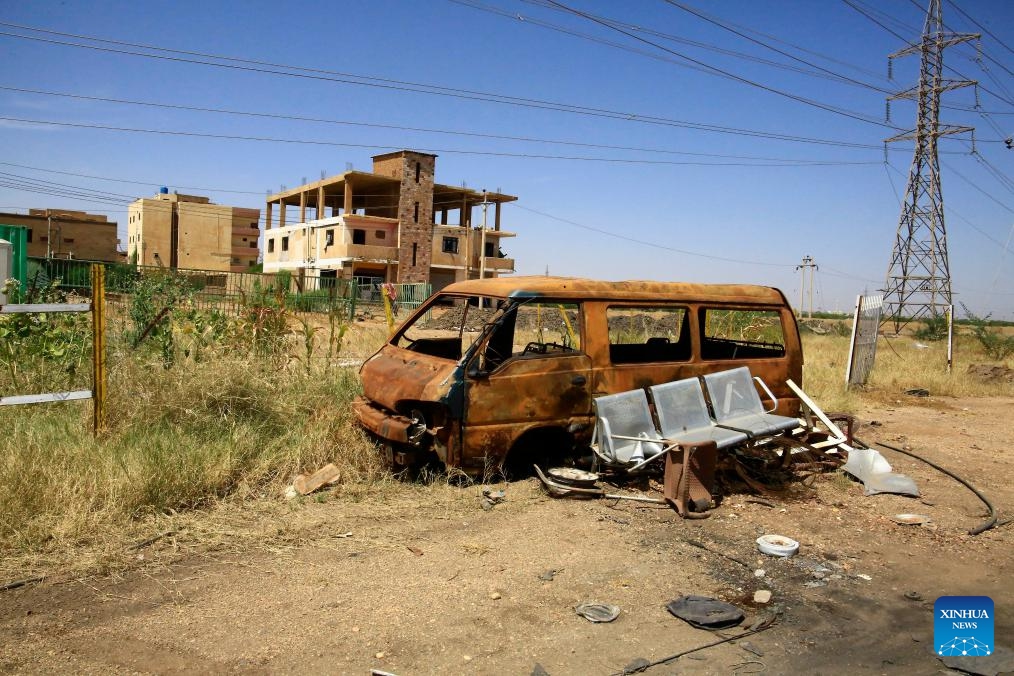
[353,277,803,475]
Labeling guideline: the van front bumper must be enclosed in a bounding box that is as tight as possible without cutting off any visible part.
[351,396,413,443]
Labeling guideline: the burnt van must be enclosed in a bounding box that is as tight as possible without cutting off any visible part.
[353,277,802,475]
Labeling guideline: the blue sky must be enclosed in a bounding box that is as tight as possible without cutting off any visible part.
[1,0,1012,316]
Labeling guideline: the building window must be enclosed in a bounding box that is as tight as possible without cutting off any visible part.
[352,229,366,245]
[375,230,386,239]
[442,237,459,254]
[484,241,495,257]
[64,238,75,244]
[282,236,289,252]
[40,236,48,242]
[27,229,32,243]
[268,239,275,253]
[413,202,419,223]
[250,221,258,229]
[325,229,334,246]
[412,242,418,267]
[415,161,421,184]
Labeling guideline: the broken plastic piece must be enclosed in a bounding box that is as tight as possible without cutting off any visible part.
[666,595,745,630]
[575,603,621,623]
[842,445,919,497]
[757,534,799,557]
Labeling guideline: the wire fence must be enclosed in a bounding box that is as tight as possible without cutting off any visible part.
[25,257,430,319]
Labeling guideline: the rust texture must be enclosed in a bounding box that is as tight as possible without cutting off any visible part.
[357,276,804,475]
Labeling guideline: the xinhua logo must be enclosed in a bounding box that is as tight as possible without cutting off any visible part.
[934,596,994,657]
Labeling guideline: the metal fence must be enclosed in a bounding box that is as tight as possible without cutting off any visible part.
[25,257,430,319]
[845,294,883,388]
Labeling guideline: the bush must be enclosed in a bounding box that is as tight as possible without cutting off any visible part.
[961,303,1014,360]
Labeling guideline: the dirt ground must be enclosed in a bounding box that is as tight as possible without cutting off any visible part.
[2,396,1012,675]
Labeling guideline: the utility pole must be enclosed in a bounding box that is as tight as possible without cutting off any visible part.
[882,0,977,333]
[795,255,817,318]
[479,190,489,280]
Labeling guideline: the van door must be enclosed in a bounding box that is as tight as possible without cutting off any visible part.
[461,301,592,469]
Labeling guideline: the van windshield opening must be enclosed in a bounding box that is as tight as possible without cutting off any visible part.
[394,294,503,361]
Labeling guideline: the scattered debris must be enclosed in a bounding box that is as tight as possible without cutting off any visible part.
[292,463,341,496]
[531,663,551,676]
[905,388,930,397]
[128,530,177,551]
[666,595,745,630]
[0,576,45,593]
[842,446,919,497]
[753,590,772,604]
[745,498,777,508]
[480,488,506,510]
[890,513,932,525]
[904,591,923,601]
[406,546,423,557]
[753,569,766,578]
[739,641,765,657]
[489,591,502,600]
[538,569,560,581]
[333,532,353,539]
[756,534,799,557]
[575,603,621,623]
[856,573,872,581]
[868,440,998,535]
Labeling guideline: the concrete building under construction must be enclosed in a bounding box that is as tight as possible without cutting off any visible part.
[127,191,260,272]
[261,150,516,291]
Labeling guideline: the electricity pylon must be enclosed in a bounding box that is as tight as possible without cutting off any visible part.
[882,0,978,333]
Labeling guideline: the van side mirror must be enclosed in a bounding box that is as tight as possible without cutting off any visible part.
[467,366,489,379]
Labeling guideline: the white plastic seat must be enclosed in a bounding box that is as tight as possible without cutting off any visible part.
[649,378,749,449]
[702,367,800,438]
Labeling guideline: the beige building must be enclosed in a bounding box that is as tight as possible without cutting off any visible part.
[127,191,260,272]
[0,209,119,261]
[262,151,516,291]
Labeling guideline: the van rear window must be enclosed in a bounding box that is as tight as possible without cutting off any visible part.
[607,306,690,364]
[699,308,786,360]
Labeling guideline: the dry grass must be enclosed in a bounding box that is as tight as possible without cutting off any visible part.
[1,312,1010,581]
[802,331,1012,413]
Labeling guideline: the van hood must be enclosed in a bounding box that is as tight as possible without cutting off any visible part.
[359,344,462,414]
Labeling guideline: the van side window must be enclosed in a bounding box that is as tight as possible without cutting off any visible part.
[699,308,786,360]
[607,306,690,364]
[482,302,581,371]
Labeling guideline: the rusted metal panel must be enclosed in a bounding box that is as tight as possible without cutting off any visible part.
[351,396,413,443]
[443,276,788,305]
[359,344,460,414]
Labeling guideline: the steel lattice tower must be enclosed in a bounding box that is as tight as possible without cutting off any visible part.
[882,0,977,333]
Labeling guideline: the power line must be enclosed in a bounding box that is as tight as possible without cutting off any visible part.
[0,115,888,167]
[510,203,795,267]
[662,0,892,94]
[0,22,895,148]
[544,0,896,128]
[0,85,894,161]
[946,0,1014,59]
[454,0,883,89]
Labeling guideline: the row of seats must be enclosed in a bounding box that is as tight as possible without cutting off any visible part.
[593,366,801,469]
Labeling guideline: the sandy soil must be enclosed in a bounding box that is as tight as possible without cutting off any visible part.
[1,397,1011,675]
